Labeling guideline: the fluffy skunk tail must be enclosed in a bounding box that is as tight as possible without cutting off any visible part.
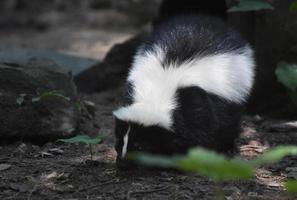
[155,0,227,26]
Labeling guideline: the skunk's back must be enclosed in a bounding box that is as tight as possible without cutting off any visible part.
[143,15,247,65]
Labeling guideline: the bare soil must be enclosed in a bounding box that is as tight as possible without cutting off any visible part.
[1,90,297,200]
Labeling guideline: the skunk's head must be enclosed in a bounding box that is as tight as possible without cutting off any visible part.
[113,105,175,169]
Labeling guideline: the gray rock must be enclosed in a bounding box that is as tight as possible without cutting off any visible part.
[74,33,147,93]
[0,48,98,76]
[0,62,80,143]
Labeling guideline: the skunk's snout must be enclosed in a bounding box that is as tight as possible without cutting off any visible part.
[116,157,136,170]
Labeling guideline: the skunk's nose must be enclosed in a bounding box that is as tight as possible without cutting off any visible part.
[116,157,136,170]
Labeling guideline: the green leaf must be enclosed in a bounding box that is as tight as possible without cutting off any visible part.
[132,146,297,182]
[177,148,253,181]
[129,153,179,168]
[290,0,297,12]
[32,91,71,103]
[16,93,27,105]
[228,0,274,12]
[253,146,297,166]
[57,135,103,145]
[133,148,254,181]
[285,180,297,193]
[275,62,297,91]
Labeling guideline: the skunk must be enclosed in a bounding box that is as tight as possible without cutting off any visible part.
[113,15,255,168]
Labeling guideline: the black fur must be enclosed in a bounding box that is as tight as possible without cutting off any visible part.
[172,87,243,154]
[143,15,247,66]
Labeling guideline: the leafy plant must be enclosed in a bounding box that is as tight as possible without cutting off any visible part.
[134,148,253,181]
[57,135,103,145]
[32,91,71,103]
[276,62,297,91]
[228,0,274,12]
[275,62,297,105]
[75,99,95,119]
[290,0,297,12]
[132,146,297,198]
[57,134,104,160]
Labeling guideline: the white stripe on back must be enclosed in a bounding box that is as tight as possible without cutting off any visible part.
[114,45,255,130]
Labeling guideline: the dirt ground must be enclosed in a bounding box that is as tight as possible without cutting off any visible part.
[1,90,297,200]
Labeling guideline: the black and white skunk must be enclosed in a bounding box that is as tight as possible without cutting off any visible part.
[113,15,255,167]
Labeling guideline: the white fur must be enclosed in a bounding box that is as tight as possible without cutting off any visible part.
[121,125,131,158]
[114,45,255,129]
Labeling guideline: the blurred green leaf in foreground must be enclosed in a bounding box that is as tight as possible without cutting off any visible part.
[133,146,297,182]
[228,0,274,12]
[285,180,297,194]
